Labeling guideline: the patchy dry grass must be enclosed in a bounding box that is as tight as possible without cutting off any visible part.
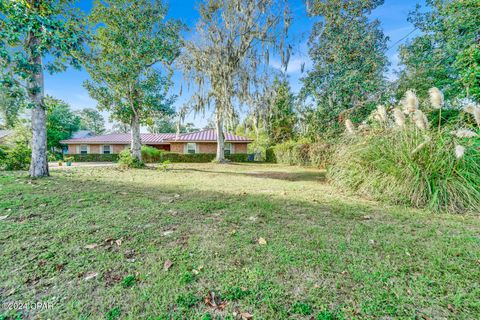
[0,163,479,319]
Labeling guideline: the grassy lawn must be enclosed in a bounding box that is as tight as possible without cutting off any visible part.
[0,163,479,319]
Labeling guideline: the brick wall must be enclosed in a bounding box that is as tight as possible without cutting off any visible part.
[233,143,248,153]
[169,142,249,154]
[68,144,127,154]
[170,143,184,153]
[68,142,249,154]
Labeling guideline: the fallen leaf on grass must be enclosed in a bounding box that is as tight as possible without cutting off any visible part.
[204,291,227,310]
[192,266,203,275]
[84,272,98,281]
[258,237,267,245]
[362,215,372,220]
[115,239,122,246]
[164,260,173,271]
[84,243,98,249]
[240,312,253,319]
[447,304,455,312]
[0,215,9,220]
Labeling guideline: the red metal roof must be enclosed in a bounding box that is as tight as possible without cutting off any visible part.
[60,133,176,145]
[167,129,252,142]
[60,130,252,144]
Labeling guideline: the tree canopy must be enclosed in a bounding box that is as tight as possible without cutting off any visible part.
[83,0,182,161]
[45,96,80,150]
[301,0,389,133]
[0,0,87,177]
[78,108,105,135]
[180,0,291,161]
[396,0,480,101]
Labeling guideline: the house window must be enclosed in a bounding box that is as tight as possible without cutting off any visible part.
[102,145,112,154]
[186,143,196,154]
[224,143,233,155]
[80,145,88,154]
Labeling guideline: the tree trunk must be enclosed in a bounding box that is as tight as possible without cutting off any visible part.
[215,112,225,162]
[130,113,142,161]
[28,35,49,178]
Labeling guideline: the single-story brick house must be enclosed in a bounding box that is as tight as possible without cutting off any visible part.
[60,129,252,155]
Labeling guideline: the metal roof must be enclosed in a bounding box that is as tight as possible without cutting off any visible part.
[167,129,252,142]
[60,130,252,145]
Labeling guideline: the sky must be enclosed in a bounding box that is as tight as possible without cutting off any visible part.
[44,0,424,131]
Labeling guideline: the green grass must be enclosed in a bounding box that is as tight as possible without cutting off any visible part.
[0,163,479,319]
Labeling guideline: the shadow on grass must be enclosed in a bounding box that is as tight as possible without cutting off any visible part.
[171,167,326,182]
[0,169,478,319]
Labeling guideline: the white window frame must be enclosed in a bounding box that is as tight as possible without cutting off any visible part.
[186,143,197,154]
[224,142,234,155]
[79,145,89,154]
[102,145,112,154]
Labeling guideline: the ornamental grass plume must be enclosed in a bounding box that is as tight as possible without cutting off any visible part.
[411,136,431,155]
[401,90,419,114]
[393,108,406,128]
[455,144,465,159]
[373,105,388,124]
[428,87,444,109]
[412,109,430,130]
[451,129,478,138]
[345,119,355,134]
[463,103,480,127]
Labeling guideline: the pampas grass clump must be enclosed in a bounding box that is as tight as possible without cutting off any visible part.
[328,128,480,213]
[401,90,419,114]
[428,87,444,109]
[328,88,480,213]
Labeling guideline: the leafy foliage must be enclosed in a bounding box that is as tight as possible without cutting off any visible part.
[0,0,88,177]
[2,142,31,171]
[267,78,296,144]
[396,0,480,101]
[328,97,480,213]
[78,108,105,135]
[118,149,144,169]
[180,0,290,161]
[301,0,389,133]
[0,88,24,129]
[83,0,182,160]
[45,96,80,150]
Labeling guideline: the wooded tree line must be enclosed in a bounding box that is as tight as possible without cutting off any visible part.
[1,0,478,176]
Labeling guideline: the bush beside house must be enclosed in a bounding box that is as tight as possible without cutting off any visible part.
[267,140,333,168]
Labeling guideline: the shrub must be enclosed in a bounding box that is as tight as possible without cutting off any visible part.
[265,147,276,163]
[328,97,480,213]
[118,149,144,168]
[2,143,31,171]
[70,153,119,162]
[0,145,8,163]
[270,140,331,168]
[141,146,163,162]
[69,150,250,163]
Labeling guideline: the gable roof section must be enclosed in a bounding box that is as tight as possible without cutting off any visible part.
[72,130,94,139]
[60,130,252,145]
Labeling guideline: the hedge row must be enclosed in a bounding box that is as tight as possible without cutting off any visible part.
[70,154,119,162]
[267,140,332,168]
[145,152,249,163]
[70,152,249,163]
